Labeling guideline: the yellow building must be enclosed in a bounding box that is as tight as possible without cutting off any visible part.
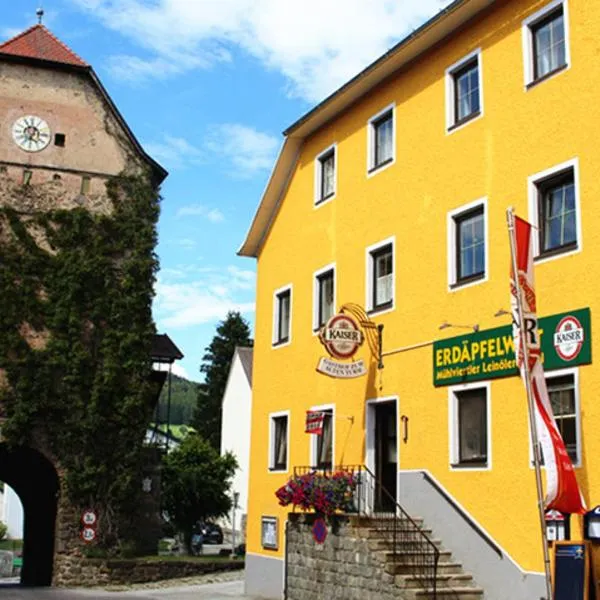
[240,1,599,598]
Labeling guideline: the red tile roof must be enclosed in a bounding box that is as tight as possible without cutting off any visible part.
[0,24,88,67]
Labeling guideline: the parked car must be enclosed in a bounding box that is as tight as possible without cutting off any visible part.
[201,522,223,544]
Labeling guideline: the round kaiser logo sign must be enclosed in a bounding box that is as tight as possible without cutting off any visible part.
[553,315,584,361]
[317,313,367,378]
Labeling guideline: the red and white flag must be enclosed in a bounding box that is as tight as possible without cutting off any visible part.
[305,411,325,435]
[510,214,585,514]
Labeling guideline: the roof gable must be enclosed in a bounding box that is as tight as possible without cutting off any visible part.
[0,25,88,67]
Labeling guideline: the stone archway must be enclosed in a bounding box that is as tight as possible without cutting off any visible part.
[0,444,59,586]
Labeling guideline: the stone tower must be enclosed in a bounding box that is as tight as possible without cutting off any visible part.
[0,24,167,586]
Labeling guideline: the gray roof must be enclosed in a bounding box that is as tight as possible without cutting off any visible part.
[237,347,253,384]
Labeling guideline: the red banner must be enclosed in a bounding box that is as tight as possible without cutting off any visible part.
[305,411,324,435]
[510,215,585,514]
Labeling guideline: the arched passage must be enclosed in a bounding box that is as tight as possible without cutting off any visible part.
[0,444,59,586]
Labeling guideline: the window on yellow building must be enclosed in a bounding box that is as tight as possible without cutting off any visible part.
[269,412,289,472]
[367,104,395,174]
[315,145,336,205]
[273,285,292,346]
[449,383,490,470]
[529,160,579,261]
[313,265,335,331]
[546,371,579,465]
[523,1,569,87]
[315,410,333,470]
[366,238,395,314]
[446,49,482,131]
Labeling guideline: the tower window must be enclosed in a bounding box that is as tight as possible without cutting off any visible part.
[54,133,66,147]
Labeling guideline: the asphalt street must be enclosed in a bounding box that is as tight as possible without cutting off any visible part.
[0,580,258,600]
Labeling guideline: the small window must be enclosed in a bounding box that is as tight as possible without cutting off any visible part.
[273,286,292,346]
[80,176,91,195]
[530,162,578,260]
[315,410,333,470]
[367,105,395,174]
[270,414,289,471]
[22,170,32,185]
[547,373,578,464]
[523,2,569,86]
[315,146,336,205]
[54,133,66,147]
[456,207,485,282]
[313,266,335,330]
[367,242,394,313]
[454,387,488,467]
[538,171,576,255]
[446,51,482,130]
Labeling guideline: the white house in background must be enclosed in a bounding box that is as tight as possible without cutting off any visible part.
[221,346,253,536]
[0,484,23,539]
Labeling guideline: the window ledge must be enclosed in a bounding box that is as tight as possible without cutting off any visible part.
[451,462,488,469]
[368,302,394,316]
[269,467,288,473]
[272,338,290,348]
[526,64,568,90]
[315,192,335,206]
[448,110,481,132]
[368,157,394,174]
[535,242,578,262]
[450,273,485,289]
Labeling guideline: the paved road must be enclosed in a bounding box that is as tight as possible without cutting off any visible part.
[0,580,258,600]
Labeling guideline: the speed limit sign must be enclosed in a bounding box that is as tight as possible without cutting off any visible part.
[81,509,97,527]
[80,527,96,543]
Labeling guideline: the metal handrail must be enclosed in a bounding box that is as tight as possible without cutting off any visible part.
[293,464,440,599]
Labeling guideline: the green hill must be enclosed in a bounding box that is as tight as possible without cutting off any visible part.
[155,373,205,425]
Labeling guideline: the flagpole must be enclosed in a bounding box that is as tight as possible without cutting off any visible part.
[506,207,553,600]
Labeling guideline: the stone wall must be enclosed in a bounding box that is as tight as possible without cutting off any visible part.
[55,557,243,587]
[286,514,397,600]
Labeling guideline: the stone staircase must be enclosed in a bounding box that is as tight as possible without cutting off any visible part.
[356,517,485,600]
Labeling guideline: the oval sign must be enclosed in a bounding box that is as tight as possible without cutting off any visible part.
[319,313,363,360]
[553,316,584,362]
[80,527,96,543]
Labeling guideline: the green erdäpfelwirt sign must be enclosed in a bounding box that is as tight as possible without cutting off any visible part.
[433,308,591,386]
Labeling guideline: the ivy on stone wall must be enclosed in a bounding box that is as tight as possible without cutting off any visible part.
[0,173,160,550]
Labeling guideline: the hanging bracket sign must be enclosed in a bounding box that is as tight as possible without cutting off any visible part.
[316,313,367,378]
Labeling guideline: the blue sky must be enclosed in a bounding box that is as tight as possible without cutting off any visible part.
[4,0,450,381]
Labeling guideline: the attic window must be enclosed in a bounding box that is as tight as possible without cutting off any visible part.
[54,133,66,147]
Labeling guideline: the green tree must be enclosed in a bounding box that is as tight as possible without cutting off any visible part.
[193,311,252,448]
[161,434,237,551]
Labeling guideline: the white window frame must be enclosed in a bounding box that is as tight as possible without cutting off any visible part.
[366,103,395,177]
[312,262,336,333]
[527,157,581,264]
[309,403,335,469]
[272,284,292,348]
[365,236,395,316]
[268,410,290,473]
[447,197,489,291]
[314,143,337,207]
[529,367,581,469]
[445,48,483,133]
[448,381,492,472]
[522,0,571,87]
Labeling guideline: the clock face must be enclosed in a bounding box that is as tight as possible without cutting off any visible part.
[12,115,51,152]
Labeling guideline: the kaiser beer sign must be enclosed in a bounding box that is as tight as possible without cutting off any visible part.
[317,313,367,378]
[433,308,591,386]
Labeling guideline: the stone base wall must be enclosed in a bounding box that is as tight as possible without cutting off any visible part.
[286,514,397,600]
[55,557,243,587]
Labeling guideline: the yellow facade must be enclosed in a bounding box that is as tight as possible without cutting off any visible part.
[244,0,600,578]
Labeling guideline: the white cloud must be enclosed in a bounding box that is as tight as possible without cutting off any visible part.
[176,204,225,222]
[205,124,279,178]
[143,135,204,170]
[71,0,451,102]
[154,266,256,328]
